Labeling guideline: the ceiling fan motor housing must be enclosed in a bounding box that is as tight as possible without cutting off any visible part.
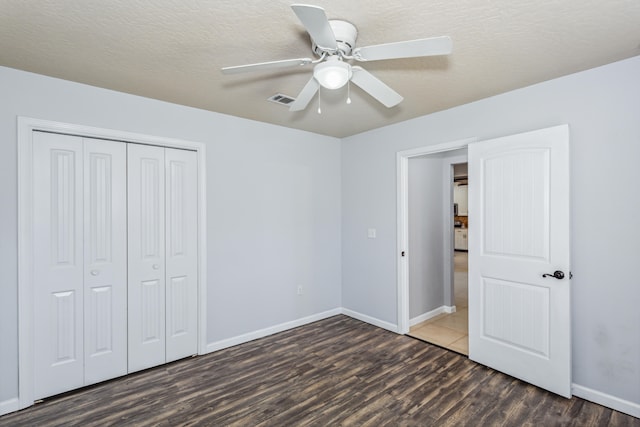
[312,20,358,56]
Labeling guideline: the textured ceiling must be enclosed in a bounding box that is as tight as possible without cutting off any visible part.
[1,0,639,138]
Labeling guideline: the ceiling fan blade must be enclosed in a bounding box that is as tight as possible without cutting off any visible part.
[289,77,320,112]
[221,58,313,75]
[291,4,337,51]
[353,36,452,61]
[350,66,403,108]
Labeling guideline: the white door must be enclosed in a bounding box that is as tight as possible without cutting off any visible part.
[83,138,128,384]
[128,145,199,370]
[468,124,571,397]
[128,143,167,372]
[33,133,128,398]
[165,149,199,362]
[33,132,85,399]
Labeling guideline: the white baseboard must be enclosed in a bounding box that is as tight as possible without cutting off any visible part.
[341,308,398,333]
[0,398,20,417]
[205,307,398,356]
[572,383,640,418]
[410,305,456,326]
[205,308,342,354]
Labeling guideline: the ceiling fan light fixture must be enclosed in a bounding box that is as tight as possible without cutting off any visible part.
[314,58,352,90]
[222,5,452,113]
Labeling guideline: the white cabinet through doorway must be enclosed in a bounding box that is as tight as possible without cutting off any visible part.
[454,228,468,251]
[454,184,468,216]
[32,132,198,399]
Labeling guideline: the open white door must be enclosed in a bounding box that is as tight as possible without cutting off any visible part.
[468,124,571,397]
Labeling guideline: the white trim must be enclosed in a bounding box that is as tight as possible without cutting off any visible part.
[341,308,398,333]
[396,152,409,334]
[409,305,456,327]
[205,308,397,355]
[396,137,477,334]
[17,117,208,411]
[0,398,20,417]
[17,118,35,411]
[572,384,640,418]
[442,154,467,307]
[205,308,342,353]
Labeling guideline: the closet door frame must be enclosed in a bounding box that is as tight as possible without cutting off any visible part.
[17,117,208,411]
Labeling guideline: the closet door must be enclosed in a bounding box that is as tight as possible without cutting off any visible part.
[33,132,84,399]
[33,133,127,398]
[165,149,199,362]
[31,133,200,398]
[128,143,166,373]
[83,138,127,384]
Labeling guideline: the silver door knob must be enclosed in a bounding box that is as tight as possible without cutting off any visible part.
[152,264,160,270]
[90,270,99,276]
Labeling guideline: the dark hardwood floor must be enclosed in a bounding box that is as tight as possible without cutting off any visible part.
[1,315,638,426]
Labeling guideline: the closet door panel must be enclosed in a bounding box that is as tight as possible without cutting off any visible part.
[165,149,199,362]
[33,132,85,399]
[128,143,166,372]
[83,138,128,384]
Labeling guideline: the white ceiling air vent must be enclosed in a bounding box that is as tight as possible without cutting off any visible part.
[268,93,296,106]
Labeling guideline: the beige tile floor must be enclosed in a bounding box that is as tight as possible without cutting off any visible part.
[409,251,469,355]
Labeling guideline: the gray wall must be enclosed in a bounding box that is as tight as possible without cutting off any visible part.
[342,56,640,404]
[0,66,342,404]
[408,156,444,318]
[442,151,467,307]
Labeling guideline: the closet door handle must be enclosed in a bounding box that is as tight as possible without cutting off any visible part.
[90,270,100,276]
[152,264,160,270]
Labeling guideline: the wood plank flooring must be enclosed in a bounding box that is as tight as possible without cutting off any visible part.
[1,315,637,426]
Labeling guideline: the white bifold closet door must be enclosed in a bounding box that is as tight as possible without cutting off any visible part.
[33,132,127,399]
[127,143,198,373]
[33,132,198,399]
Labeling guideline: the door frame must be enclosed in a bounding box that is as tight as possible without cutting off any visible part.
[17,117,208,409]
[396,137,477,334]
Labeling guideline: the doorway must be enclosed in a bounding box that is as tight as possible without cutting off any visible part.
[396,138,476,337]
[397,125,571,397]
[404,156,470,354]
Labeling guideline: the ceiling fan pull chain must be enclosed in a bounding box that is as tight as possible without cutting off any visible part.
[317,86,322,114]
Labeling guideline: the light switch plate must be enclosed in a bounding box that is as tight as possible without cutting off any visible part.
[367,228,377,238]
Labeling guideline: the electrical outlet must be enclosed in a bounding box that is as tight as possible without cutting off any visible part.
[297,286,303,295]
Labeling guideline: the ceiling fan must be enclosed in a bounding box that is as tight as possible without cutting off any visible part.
[221,4,453,113]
